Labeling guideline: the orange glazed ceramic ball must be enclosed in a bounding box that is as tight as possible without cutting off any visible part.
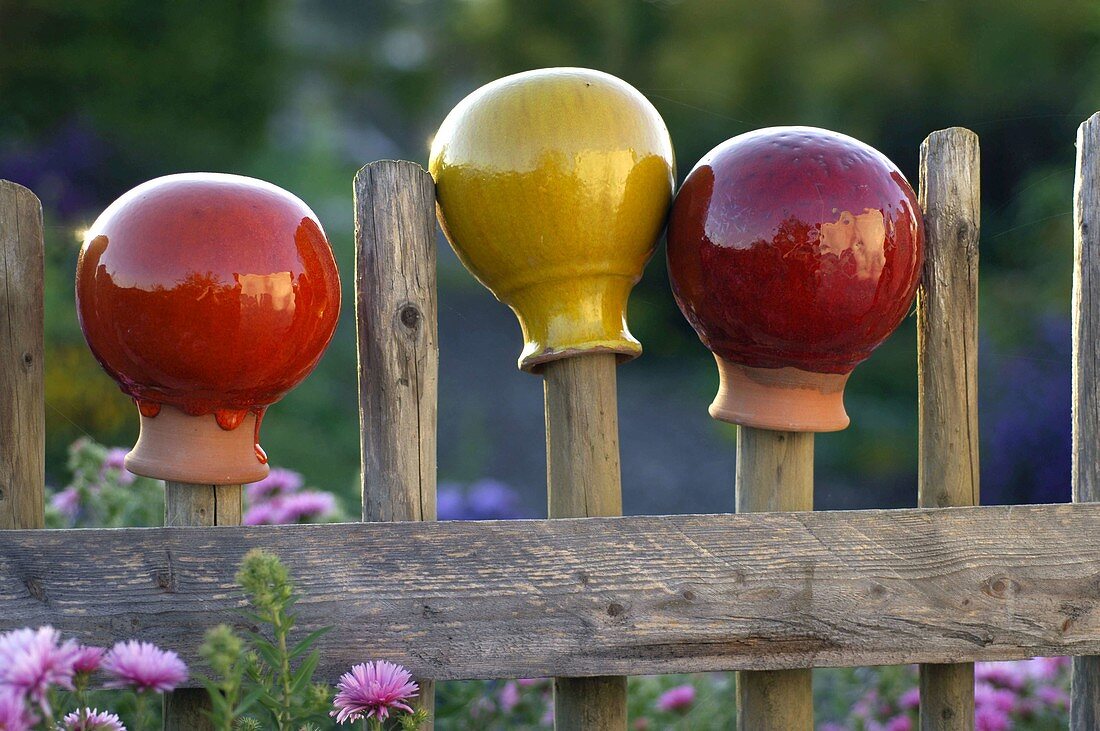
[76,173,341,484]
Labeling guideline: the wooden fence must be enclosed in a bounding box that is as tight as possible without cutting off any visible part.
[2,116,1100,730]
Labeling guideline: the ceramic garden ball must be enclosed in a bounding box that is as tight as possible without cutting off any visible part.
[667,126,924,431]
[76,173,341,484]
[429,67,675,371]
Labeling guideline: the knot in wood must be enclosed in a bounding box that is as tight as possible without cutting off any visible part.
[607,602,625,617]
[399,304,421,330]
[24,577,47,603]
[982,575,1021,599]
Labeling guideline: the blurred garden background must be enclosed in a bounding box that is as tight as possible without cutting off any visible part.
[2,0,1096,520]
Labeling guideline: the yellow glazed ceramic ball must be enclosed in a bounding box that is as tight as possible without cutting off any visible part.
[429,67,675,371]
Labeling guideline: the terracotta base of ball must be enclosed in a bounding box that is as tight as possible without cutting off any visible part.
[125,404,270,485]
[710,356,851,432]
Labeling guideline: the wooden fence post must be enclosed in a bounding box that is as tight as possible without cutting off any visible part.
[163,482,242,730]
[544,352,627,730]
[916,127,980,730]
[0,180,45,531]
[355,160,439,726]
[735,428,814,730]
[1072,111,1100,729]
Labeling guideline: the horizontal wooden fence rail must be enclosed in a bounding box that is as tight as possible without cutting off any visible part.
[2,502,1100,685]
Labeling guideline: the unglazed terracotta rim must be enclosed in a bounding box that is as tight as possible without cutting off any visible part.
[125,404,270,485]
[520,341,641,374]
[709,356,851,432]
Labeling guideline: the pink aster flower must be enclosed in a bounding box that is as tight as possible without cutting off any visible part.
[101,448,135,486]
[975,705,1011,731]
[886,715,913,731]
[656,684,695,712]
[0,626,80,708]
[50,487,82,520]
[1036,684,1069,707]
[330,660,419,724]
[245,467,304,500]
[0,686,36,731]
[73,645,106,674]
[977,661,1026,690]
[499,681,520,711]
[101,640,188,692]
[899,686,920,710]
[62,708,126,731]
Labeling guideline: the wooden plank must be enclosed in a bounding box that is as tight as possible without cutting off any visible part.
[355,160,438,523]
[917,127,981,731]
[163,481,242,731]
[735,428,814,731]
[0,181,44,531]
[4,504,1100,683]
[1073,111,1100,730]
[543,353,626,730]
[355,160,439,726]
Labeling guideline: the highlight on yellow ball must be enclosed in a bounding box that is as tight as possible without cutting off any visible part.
[429,67,675,372]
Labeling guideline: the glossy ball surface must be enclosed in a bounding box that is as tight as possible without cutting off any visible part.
[667,126,923,375]
[429,67,675,371]
[76,173,341,419]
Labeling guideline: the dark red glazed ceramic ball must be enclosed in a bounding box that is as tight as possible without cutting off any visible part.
[667,126,923,431]
[76,173,341,483]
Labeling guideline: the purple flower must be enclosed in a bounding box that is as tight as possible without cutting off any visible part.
[975,683,1016,714]
[276,491,337,522]
[1036,685,1069,707]
[1025,656,1069,681]
[436,486,464,520]
[101,448,135,486]
[0,626,80,707]
[656,684,695,712]
[73,645,106,674]
[499,681,520,711]
[50,487,81,520]
[899,686,920,710]
[243,490,337,525]
[62,708,126,731]
[976,661,1026,690]
[331,660,419,724]
[245,467,304,501]
[101,640,188,692]
[886,715,913,731]
[0,686,35,731]
[466,479,522,519]
[974,705,1011,731]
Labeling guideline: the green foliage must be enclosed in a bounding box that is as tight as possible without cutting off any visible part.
[45,438,163,528]
[229,549,334,730]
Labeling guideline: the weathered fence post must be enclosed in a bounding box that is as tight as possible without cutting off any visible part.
[1072,111,1100,729]
[355,160,439,726]
[917,127,980,731]
[735,428,814,730]
[0,180,44,531]
[163,482,242,731]
[544,352,627,730]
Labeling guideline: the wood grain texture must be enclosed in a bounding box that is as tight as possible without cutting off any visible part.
[736,428,813,731]
[355,160,438,524]
[4,505,1100,684]
[544,353,622,520]
[163,481,242,731]
[918,128,981,730]
[0,181,44,531]
[543,353,625,730]
[356,160,439,726]
[1073,112,1100,731]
